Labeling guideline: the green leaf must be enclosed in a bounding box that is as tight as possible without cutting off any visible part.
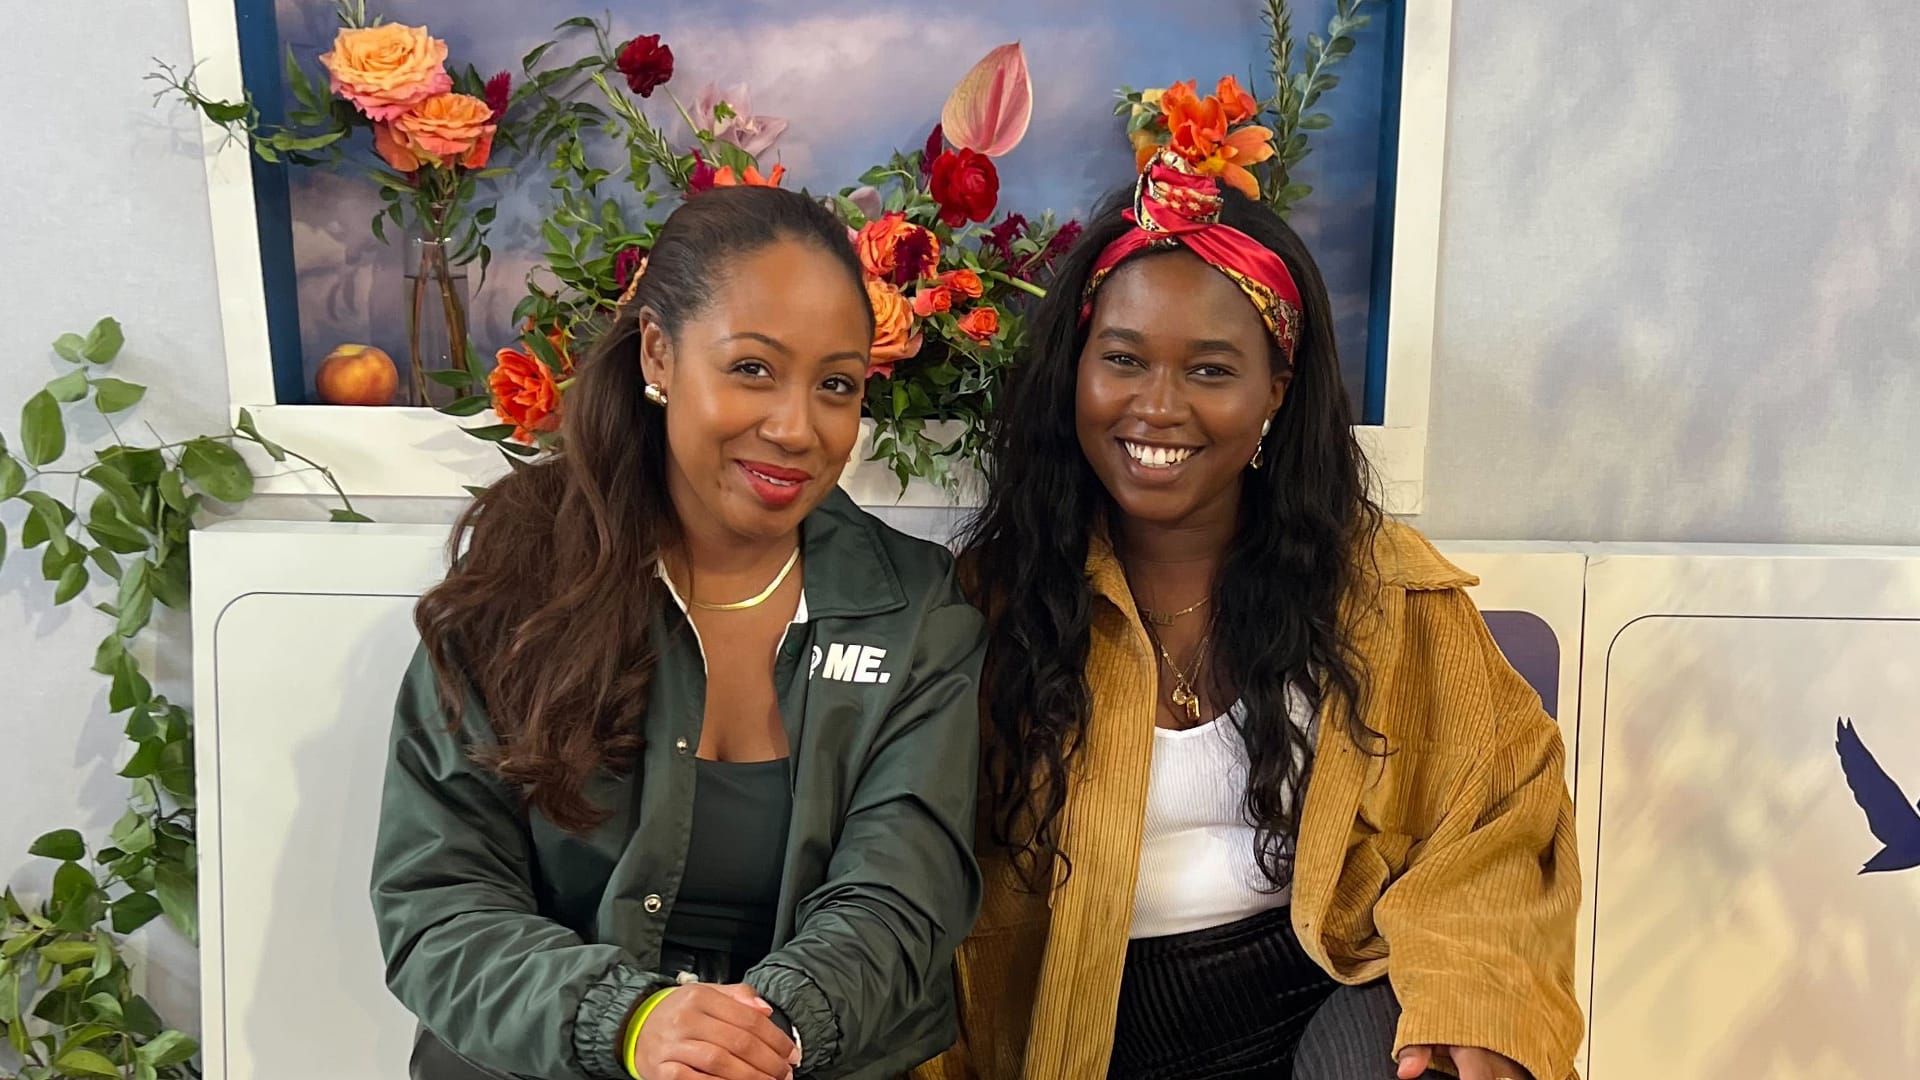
[21,390,66,465]
[62,1022,117,1049]
[21,492,74,557]
[53,1046,121,1077]
[98,446,163,484]
[92,378,146,413]
[87,546,122,581]
[179,438,253,503]
[38,939,96,966]
[92,633,125,676]
[92,934,114,979]
[86,991,126,1026]
[204,99,251,124]
[46,369,90,404]
[463,423,516,442]
[110,656,152,717]
[441,395,492,417]
[522,40,557,71]
[53,332,87,363]
[1,520,8,568]
[0,451,24,500]
[110,893,162,936]
[116,561,154,641]
[81,318,125,365]
[149,555,189,610]
[328,508,374,524]
[55,563,88,605]
[233,407,288,463]
[1299,112,1333,131]
[120,742,163,781]
[124,1000,162,1046]
[50,862,104,933]
[83,463,143,520]
[29,830,85,862]
[427,368,478,388]
[156,742,193,800]
[155,866,197,944]
[156,467,194,514]
[137,1030,198,1068]
[273,130,346,152]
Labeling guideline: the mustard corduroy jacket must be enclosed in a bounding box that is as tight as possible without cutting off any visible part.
[914,521,1583,1080]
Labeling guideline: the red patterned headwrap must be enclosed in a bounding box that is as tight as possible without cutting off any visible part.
[1080,150,1304,364]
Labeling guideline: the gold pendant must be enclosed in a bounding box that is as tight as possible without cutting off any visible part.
[1171,685,1199,720]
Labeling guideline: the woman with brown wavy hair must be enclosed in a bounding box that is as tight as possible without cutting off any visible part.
[371,186,987,1080]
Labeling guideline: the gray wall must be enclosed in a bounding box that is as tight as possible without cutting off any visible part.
[5,0,1917,1029]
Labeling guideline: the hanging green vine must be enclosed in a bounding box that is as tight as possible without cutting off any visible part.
[0,320,362,1079]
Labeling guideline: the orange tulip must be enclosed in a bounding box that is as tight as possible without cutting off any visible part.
[711,163,787,188]
[1215,75,1258,126]
[488,345,562,443]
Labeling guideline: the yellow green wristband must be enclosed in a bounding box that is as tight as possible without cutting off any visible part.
[622,987,679,1080]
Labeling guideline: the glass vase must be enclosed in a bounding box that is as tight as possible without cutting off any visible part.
[402,228,469,409]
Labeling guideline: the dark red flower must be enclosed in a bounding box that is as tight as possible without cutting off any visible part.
[484,71,511,121]
[614,245,647,291]
[1046,219,1083,260]
[984,213,1029,264]
[686,149,717,194]
[920,124,945,175]
[616,34,674,97]
[929,148,999,228]
[889,226,940,286]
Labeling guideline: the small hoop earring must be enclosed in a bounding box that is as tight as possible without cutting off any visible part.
[644,383,668,407]
[1249,417,1272,469]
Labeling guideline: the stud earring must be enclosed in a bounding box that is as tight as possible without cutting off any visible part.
[1249,417,1272,469]
[644,383,668,407]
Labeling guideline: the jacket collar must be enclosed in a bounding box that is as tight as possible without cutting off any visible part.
[797,488,909,620]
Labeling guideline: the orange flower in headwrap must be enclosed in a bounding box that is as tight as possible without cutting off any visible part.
[1157,79,1274,199]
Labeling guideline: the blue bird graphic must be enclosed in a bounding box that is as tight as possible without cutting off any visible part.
[1835,718,1920,874]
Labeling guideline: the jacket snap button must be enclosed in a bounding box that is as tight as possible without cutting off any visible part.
[674,737,690,755]
[643,894,663,914]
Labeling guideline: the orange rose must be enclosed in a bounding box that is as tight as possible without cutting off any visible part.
[318,24,453,122]
[373,122,421,172]
[488,345,562,443]
[390,92,497,168]
[957,306,1000,343]
[865,278,921,378]
[1215,75,1258,126]
[939,268,984,299]
[855,212,940,285]
[912,286,954,318]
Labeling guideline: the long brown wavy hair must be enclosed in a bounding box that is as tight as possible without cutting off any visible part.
[413,186,867,832]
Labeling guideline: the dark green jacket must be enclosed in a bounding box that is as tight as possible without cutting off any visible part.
[372,491,987,1080]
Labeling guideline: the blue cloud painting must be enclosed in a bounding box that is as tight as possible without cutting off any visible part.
[267,0,1395,412]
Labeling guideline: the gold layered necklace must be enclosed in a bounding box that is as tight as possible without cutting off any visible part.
[1142,595,1210,627]
[1154,633,1211,724]
[670,546,801,612]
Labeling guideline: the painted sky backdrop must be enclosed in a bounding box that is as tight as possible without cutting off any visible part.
[269,0,1393,409]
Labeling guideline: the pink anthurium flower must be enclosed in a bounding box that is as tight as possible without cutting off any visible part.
[940,43,1032,158]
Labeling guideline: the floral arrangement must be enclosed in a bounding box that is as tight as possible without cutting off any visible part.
[444,27,1076,488]
[161,1,1379,491]
[158,0,518,407]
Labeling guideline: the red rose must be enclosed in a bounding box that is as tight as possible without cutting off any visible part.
[616,34,673,97]
[920,124,944,175]
[930,148,999,228]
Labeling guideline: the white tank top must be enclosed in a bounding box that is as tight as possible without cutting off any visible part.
[1127,693,1312,940]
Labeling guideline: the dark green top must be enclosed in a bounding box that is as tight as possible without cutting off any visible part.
[371,490,987,1080]
[664,757,793,962]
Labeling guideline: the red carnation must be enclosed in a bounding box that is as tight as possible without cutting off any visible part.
[616,34,674,98]
[929,148,999,228]
[1046,219,1083,260]
[484,71,511,121]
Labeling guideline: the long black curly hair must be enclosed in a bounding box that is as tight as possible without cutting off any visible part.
[959,183,1383,894]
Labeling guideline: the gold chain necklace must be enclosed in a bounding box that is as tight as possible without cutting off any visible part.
[673,547,801,612]
[1143,595,1211,627]
[1155,633,1210,724]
